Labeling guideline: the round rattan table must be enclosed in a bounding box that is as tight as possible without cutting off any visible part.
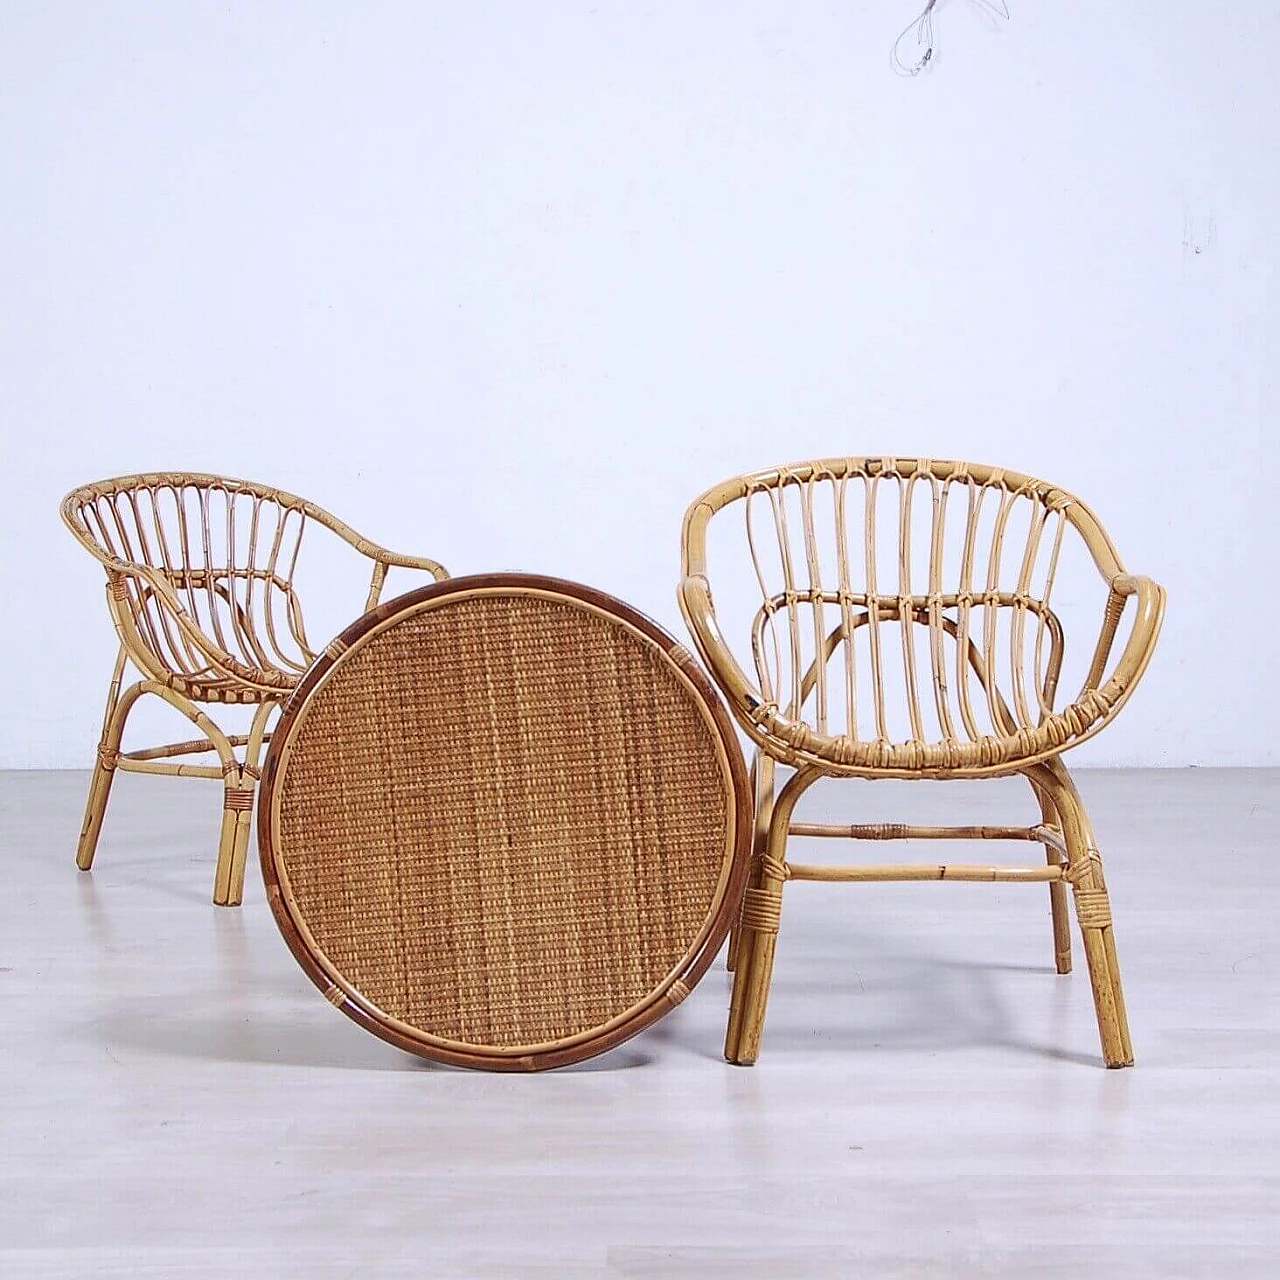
[258,574,751,1071]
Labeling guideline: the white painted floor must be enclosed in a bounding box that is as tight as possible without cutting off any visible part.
[2,768,1277,1277]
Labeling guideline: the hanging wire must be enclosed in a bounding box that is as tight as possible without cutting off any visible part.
[892,1,1010,78]
[892,0,938,76]
[973,0,1011,26]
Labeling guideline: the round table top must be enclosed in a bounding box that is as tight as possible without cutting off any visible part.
[258,574,750,1070]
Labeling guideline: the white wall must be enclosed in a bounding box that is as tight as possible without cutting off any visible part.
[2,1,1276,768]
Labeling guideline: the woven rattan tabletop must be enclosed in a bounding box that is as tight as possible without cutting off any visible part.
[259,574,750,1070]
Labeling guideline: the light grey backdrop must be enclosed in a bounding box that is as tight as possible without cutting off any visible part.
[2,1,1275,766]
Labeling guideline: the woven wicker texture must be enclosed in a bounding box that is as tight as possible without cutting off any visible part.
[269,585,739,1061]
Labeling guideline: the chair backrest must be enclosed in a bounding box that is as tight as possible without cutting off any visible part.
[62,473,339,685]
[682,458,1126,754]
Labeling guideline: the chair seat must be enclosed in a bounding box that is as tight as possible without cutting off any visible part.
[168,671,302,705]
[140,670,299,711]
[749,683,1123,776]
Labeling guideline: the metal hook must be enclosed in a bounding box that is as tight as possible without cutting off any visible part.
[891,1,1010,78]
[892,0,939,77]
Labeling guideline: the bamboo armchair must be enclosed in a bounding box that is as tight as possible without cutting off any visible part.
[679,458,1165,1068]
[62,473,448,906]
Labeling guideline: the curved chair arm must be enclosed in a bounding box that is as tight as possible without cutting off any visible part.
[354,542,449,610]
[351,539,448,578]
[1081,573,1166,712]
[107,561,298,692]
[678,575,767,724]
[113,549,449,689]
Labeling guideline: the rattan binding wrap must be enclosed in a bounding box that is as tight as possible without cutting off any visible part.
[259,575,751,1071]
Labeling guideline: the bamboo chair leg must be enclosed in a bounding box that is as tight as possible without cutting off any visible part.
[213,789,255,908]
[1027,776,1072,975]
[75,652,137,871]
[1031,761,1133,1068]
[118,680,247,908]
[730,753,776,974]
[212,701,275,908]
[725,857,760,1040]
[76,764,116,870]
[726,767,819,1066]
[726,771,750,973]
[725,897,742,974]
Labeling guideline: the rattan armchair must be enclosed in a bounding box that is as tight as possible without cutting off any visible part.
[679,458,1165,1068]
[62,473,448,906]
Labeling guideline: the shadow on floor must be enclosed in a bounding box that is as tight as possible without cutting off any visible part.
[678,943,1106,1068]
[75,995,657,1075]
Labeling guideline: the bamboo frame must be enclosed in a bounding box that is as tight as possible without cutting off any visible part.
[680,457,1165,1068]
[62,473,449,906]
